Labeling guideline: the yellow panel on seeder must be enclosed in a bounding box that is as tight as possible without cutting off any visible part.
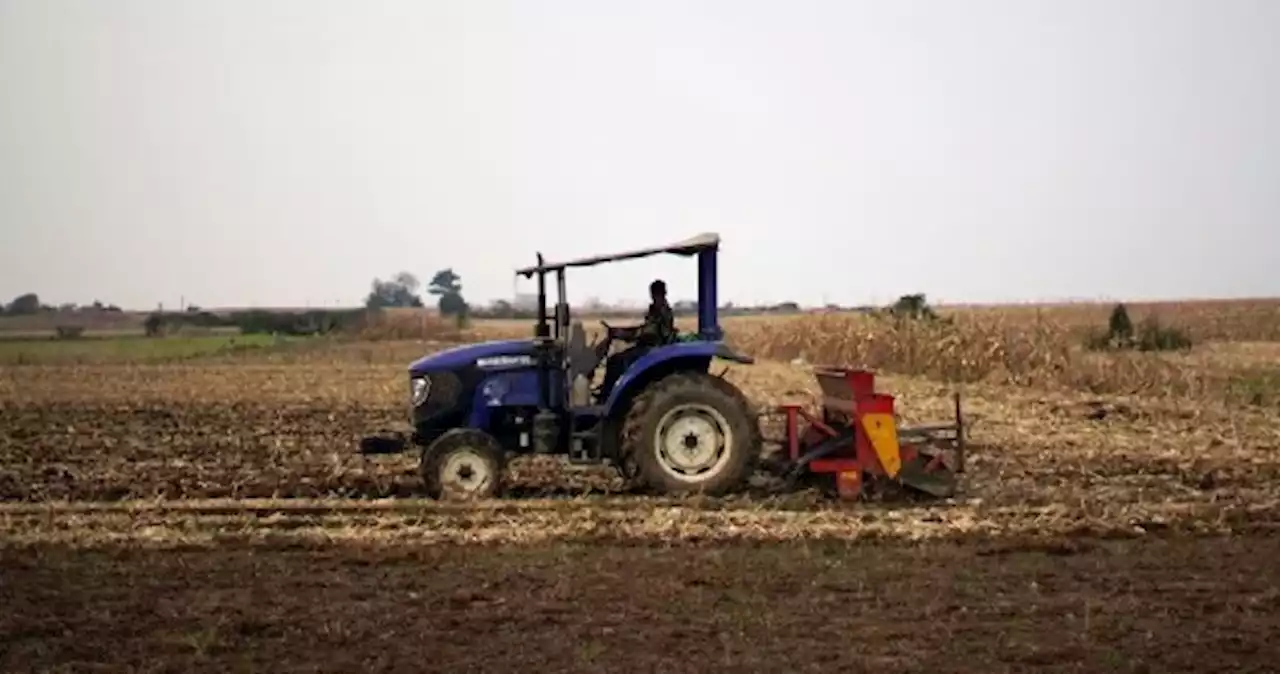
[859,412,902,478]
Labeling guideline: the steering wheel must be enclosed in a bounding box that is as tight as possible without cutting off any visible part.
[592,321,617,360]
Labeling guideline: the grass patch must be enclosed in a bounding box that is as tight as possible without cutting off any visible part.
[0,333,297,366]
[1227,368,1280,407]
[1084,303,1194,353]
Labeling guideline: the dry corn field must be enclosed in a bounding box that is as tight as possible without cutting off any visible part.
[3,299,1280,672]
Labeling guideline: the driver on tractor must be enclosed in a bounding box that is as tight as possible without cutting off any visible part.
[598,279,677,400]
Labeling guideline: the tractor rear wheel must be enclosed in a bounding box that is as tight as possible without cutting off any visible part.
[622,372,760,496]
[421,429,505,500]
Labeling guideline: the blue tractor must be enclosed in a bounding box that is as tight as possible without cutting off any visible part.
[359,233,763,499]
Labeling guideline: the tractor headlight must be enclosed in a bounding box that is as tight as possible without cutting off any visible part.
[410,375,431,407]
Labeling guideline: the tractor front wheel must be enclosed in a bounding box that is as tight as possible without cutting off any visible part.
[421,429,505,500]
[622,372,759,496]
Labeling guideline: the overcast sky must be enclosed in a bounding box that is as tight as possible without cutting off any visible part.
[1,0,1277,310]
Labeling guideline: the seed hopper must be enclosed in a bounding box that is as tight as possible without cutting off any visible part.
[768,366,966,499]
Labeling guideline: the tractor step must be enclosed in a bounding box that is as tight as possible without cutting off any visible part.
[571,405,606,421]
[567,406,606,464]
[568,430,601,464]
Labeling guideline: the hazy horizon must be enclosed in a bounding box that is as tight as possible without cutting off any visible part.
[3,1,1278,311]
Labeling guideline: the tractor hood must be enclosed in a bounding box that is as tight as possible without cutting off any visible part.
[408,339,535,375]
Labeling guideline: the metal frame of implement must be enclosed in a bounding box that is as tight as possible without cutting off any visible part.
[774,366,966,499]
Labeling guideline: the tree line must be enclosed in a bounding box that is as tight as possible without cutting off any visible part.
[365,268,468,316]
[362,268,816,320]
[0,293,123,316]
[3,267,822,340]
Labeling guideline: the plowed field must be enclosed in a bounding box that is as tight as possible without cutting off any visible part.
[3,336,1280,672]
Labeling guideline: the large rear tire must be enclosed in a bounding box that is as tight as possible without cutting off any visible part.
[421,429,505,500]
[621,372,760,496]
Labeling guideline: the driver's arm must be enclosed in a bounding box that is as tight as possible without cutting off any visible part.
[610,313,647,340]
[636,303,675,346]
[608,324,641,342]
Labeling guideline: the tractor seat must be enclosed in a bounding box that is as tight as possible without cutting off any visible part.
[566,321,601,384]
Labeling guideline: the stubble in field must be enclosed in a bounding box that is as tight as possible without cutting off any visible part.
[2,340,1278,545]
[4,300,1280,672]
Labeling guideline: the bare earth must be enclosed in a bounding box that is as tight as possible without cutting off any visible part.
[3,337,1280,672]
[5,535,1280,673]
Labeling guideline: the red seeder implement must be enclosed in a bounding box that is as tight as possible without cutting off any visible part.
[769,366,966,500]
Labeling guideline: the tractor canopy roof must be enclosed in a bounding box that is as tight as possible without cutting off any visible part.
[515,232,719,278]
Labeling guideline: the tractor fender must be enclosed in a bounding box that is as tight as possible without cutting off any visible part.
[603,341,752,415]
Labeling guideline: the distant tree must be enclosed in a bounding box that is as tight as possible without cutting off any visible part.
[427,268,461,295]
[889,293,936,320]
[1086,302,1191,353]
[673,299,698,316]
[1108,303,1134,343]
[6,293,40,315]
[438,292,468,316]
[144,312,165,337]
[427,268,468,316]
[488,299,513,318]
[364,271,425,309]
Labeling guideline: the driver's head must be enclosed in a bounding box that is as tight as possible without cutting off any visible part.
[649,279,667,302]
